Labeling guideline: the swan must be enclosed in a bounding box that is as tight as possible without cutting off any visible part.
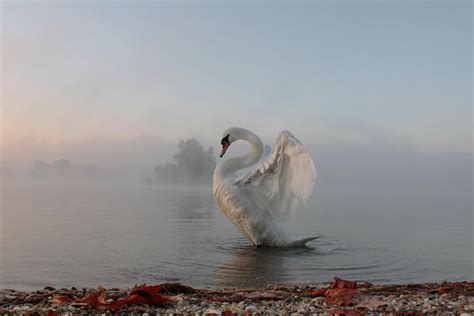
[213,127,317,247]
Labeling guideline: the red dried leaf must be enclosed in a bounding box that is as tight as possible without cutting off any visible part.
[329,277,357,289]
[124,293,146,305]
[127,284,173,305]
[451,282,465,287]
[309,288,327,297]
[74,284,173,310]
[308,277,361,306]
[131,284,161,295]
[324,288,359,306]
[431,286,450,294]
[52,294,71,304]
[129,285,160,303]
[75,290,101,308]
[98,300,126,311]
[46,310,55,316]
[74,286,118,310]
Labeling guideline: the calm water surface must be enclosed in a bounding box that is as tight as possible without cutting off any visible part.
[1,180,471,290]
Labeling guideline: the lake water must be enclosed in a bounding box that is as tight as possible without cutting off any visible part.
[0,180,471,290]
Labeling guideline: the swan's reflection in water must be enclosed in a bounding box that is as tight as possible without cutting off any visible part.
[215,241,317,288]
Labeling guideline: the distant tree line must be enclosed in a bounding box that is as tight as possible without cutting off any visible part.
[154,138,216,184]
[31,159,110,180]
[28,139,216,184]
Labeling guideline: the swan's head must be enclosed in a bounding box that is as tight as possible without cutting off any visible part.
[219,127,244,157]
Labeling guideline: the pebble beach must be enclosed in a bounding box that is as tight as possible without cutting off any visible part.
[1,278,472,315]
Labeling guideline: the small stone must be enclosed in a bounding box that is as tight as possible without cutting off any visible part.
[204,308,221,315]
[244,305,258,313]
[285,296,295,303]
[440,294,449,301]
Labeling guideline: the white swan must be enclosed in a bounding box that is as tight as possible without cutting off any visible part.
[213,127,317,247]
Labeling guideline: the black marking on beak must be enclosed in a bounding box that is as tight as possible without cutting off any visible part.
[220,134,230,158]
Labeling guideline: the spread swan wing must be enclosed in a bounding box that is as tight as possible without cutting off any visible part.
[235,131,317,220]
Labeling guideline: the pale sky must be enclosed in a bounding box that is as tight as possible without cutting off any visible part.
[1,0,472,167]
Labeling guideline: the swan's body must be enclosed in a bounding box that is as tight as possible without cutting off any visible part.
[213,127,317,247]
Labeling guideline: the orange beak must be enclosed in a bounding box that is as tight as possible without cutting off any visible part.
[220,142,230,158]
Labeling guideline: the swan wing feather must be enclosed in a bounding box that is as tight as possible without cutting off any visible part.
[234,145,272,179]
[234,131,316,219]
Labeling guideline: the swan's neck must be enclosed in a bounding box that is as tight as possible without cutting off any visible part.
[216,130,263,177]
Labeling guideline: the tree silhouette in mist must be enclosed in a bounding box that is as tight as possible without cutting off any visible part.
[154,138,216,184]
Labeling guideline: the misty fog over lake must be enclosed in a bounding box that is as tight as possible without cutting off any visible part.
[1,142,471,290]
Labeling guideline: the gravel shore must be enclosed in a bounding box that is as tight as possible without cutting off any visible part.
[1,278,472,315]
